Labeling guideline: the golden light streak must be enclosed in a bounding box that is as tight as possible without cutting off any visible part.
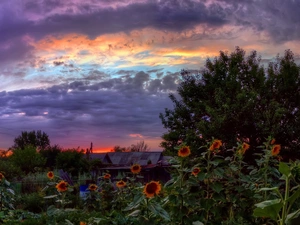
[31,27,228,70]
[29,25,297,75]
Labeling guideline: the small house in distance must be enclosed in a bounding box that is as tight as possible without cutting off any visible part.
[88,151,171,183]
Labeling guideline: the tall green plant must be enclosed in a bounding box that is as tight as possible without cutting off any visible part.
[164,144,203,224]
[254,161,300,225]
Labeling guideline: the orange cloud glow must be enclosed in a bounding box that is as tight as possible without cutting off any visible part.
[31,27,238,71]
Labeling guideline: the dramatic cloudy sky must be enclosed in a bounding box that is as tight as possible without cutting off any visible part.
[1,0,300,151]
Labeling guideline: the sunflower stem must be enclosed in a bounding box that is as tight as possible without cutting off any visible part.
[146,197,150,220]
[205,149,212,224]
[263,154,270,200]
[280,176,290,225]
[180,158,184,225]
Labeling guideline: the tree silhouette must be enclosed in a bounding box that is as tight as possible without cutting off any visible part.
[160,47,300,157]
[12,130,50,151]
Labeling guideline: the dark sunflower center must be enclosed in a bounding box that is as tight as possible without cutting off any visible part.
[133,166,139,170]
[213,142,219,148]
[181,147,188,153]
[146,183,157,194]
[59,183,66,189]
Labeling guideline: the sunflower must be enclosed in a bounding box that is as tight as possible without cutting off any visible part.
[239,142,250,154]
[103,173,111,179]
[242,143,250,152]
[56,180,68,192]
[116,180,126,188]
[0,172,4,181]
[178,146,191,157]
[130,164,142,174]
[143,181,161,198]
[47,171,54,180]
[88,184,98,191]
[270,139,276,145]
[191,167,201,176]
[209,139,222,151]
[271,144,281,156]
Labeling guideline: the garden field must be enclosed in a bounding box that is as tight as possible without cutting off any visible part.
[1,138,300,225]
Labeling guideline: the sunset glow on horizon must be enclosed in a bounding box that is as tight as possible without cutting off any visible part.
[92,148,114,153]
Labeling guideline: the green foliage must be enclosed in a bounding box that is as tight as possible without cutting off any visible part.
[2,136,300,224]
[55,149,89,176]
[0,158,21,180]
[12,130,50,151]
[0,177,15,212]
[0,210,44,224]
[20,172,51,194]
[87,159,103,182]
[39,145,62,169]
[9,146,46,175]
[254,161,300,225]
[20,192,45,213]
[163,154,203,224]
[160,47,300,156]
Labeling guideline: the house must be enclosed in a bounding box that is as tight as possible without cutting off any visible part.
[88,152,111,164]
[88,151,171,183]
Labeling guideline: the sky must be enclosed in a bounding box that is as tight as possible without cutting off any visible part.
[1,0,300,152]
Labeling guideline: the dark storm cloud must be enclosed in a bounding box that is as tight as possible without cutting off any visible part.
[0,0,299,56]
[0,38,34,65]
[217,0,300,43]
[0,71,179,147]
[0,0,227,43]
[72,70,180,93]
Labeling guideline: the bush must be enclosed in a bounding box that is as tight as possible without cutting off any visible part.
[20,193,45,213]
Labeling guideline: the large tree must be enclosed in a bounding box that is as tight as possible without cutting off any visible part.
[55,149,89,176]
[9,145,46,174]
[160,47,300,157]
[12,130,50,151]
[39,144,62,169]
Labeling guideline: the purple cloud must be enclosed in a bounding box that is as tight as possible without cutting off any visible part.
[0,70,179,149]
[0,0,227,43]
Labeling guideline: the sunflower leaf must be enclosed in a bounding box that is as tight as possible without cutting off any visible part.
[164,178,175,187]
[193,222,204,225]
[253,199,282,220]
[211,182,223,193]
[44,195,58,199]
[128,209,141,217]
[65,219,73,225]
[279,162,291,177]
[148,201,170,221]
[123,193,144,211]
